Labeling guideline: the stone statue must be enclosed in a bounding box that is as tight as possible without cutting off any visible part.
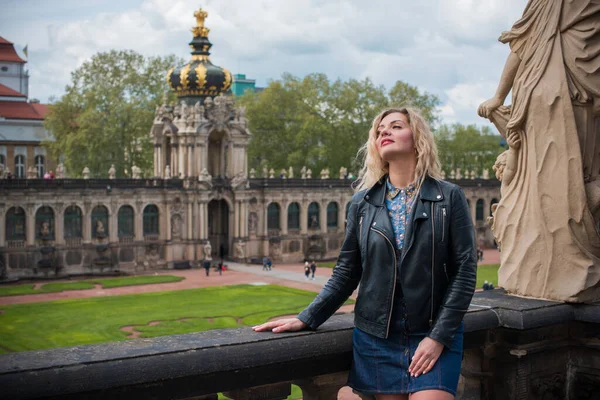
[235,240,246,259]
[40,221,50,237]
[450,169,456,180]
[306,168,312,179]
[288,167,294,179]
[108,164,116,180]
[455,168,462,180]
[203,241,213,261]
[199,168,212,182]
[478,0,600,302]
[483,169,490,180]
[280,169,287,179]
[249,168,256,178]
[440,169,446,180]
[231,171,247,189]
[470,170,476,180]
[301,166,307,179]
[82,167,90,179]
[248,212,258,233]
[95,220,105,235]
[269,168,275,179]
[194,101,205,122]
[131,165,141,179]
[171,214,182,239]
[262,165,268,178]
[56,163,65,179]
[235,106,247,127]
[165,165,171,179]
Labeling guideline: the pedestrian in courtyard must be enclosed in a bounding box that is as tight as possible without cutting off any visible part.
[218,261,224,276]
[203,260,211,277]
[253,107,477,399]
[262,256,269,271]
[310,260,317,280]
[304,261,311,280]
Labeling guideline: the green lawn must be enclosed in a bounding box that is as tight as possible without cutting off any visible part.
[0,275,185,297]
[476,264,499,288]
[0,284,350,354]
[319,262,500,289]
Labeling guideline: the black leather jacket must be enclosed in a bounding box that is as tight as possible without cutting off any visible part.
[298,175,477,348]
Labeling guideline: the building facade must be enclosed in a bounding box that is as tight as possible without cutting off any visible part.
[0,10,500,281]
[0,36,54,180]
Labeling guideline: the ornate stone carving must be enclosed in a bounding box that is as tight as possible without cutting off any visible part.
[301,166,307,179]
[248,212,258,233]
[235,240,246,259]
[249,168,256,178]
[131,165,141,179]
[269,169,275,179]
[306,169,312,179]
[288,167,294,179]
[82,167,90,180]
[164,165,171,179]
[171,214,182,240]
[206,94,234,125]
[262,165,268,178]
[231,171,247,189]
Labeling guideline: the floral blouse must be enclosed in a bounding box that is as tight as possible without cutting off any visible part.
[385,179,417,252]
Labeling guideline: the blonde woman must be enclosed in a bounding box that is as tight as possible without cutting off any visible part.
[253,108,477,399]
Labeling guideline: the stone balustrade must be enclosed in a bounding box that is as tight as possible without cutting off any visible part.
[1,290,599,400]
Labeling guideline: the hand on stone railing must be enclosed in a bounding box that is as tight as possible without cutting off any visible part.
[252,317,307,333]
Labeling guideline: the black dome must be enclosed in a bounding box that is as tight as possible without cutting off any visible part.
[167,9,232,103]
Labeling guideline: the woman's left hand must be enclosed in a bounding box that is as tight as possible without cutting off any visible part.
[408,337,444,377]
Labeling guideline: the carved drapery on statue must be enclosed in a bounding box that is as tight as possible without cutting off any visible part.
[484,0,600,302]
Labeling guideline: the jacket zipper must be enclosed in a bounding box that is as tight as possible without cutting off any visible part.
[443,263,449,282]
[430,202,435,327]
[441,207,446,243]
[371,226,397,338]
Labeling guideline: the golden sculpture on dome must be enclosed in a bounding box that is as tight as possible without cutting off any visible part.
[192,8,210,37]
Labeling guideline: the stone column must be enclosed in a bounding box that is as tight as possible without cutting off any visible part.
[196,143,203,176]
[135,202,144,241]
[187,201,193,240]
[234,201,239,238]
[470,198,476,224]
[202,202,209,241]
[26,206,36,246]
[192,201,199,240]
[55,204,65,245]
[281,202,288,236]
[166,204,172,241]
[109,205,118,243]
[178,142,185,178]
[320,201,328,234]
[0,208,4,247]
[300,200,308,235]
[338,200,346,233]
[157,145,162,178]
[83,204,92,244]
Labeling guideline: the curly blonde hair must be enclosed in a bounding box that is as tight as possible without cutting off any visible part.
[353,107,442,193]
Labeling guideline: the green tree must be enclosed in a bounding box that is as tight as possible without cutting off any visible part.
[238,74,438,175]
[44,50,181,178]
[435,123,505,178]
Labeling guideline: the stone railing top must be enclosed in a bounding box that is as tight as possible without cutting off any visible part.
[1,290,598,399]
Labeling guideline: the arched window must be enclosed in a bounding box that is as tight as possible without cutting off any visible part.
[327,202,338,228]
[35,206,55,239]
[267,203,280,230]
[15,155,25,178]
[490,198,499,215]
[287,202,300,230]
[64,206,82,238]
[143,205,160,235]
[6,207,26,240]
[91,205,109,238]
[476,199,484,221]
[35,155,45,178]
[308,202,320,230]
[118,205,135,237]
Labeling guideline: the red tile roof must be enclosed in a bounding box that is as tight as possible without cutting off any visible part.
[0,36,26,63]
[0,83,26,98]
[0,101,48,120]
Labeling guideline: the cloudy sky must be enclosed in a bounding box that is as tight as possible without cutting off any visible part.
[1,0,528,126]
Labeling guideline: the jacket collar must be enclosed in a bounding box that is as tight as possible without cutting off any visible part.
[365,174,444,206]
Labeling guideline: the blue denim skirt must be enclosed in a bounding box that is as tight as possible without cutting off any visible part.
[348,294,464,396]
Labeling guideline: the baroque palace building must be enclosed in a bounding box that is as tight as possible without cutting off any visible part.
[0,9,500,280]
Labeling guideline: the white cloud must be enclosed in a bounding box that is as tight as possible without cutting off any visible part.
[0,0,529,126]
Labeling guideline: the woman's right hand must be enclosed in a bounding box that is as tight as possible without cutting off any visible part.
[252,318,307,333]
